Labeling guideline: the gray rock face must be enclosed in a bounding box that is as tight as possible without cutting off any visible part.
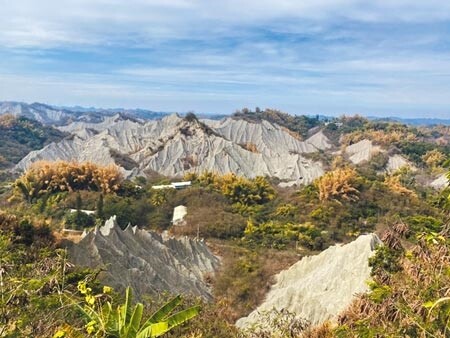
[345,139,381,164]
[67,217,220,300]
[236,234,381,328]
[15,114,332,184]
[431,173,449,190]
[0,101,70,125]
[386,154,416,173]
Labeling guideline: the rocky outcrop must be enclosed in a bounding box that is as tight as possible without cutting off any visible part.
[386,154,416,173]
[345,139,381,164]
[172,205,187,225]
[67,216,220,300]
[431,173,449,190]
[236,234,381,328]
[15,114,331,185]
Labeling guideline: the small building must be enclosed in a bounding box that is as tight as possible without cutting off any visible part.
[151,181,192,190]
[69,209,96,215]
[172,205,187,226]
[151,184,174,190]
[172,181,192,189]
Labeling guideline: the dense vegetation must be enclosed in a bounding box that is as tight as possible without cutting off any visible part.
[13,161,123,202]
[0,114,66,169]
[1,112,450,337]
[233,108,321,139]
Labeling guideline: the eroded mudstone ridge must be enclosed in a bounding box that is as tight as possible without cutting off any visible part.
[15,114,331,185]
[236,234,381,328]
[67,216,220,300]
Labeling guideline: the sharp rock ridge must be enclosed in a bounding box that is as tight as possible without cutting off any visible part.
[15,114,332,185]
[67,216,220,301]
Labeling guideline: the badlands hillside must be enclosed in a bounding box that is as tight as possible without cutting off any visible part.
[67,216,220,301]
[1,106,450,337]
[9,108,448,190]
[15,113,331,185]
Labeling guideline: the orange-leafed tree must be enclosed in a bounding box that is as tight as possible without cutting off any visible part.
[14,161,123,203]
[384,174,417,198]
[315,167,359,203]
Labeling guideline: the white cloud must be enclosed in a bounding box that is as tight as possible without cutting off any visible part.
[2,1,450,48]
[1,1,450,117]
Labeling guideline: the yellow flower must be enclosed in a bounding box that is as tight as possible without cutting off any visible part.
[53,330,66,338]
[85,294,96,306]
[405,250,414,259]
[77,281,87,295]
[103,285,113,294]
[85,320,97,335]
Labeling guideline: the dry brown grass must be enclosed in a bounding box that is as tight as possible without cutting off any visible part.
[239,142,260,153]
[211,241,299,322]
[333,227,450,337]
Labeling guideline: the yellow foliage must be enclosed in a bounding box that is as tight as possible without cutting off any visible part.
[183,172,198,182]
[14,161,123,202]
[274,203,297,217]
[315,167,359,202]
[384,174,417,198]
[198,171,219,187]
[244,218,257,235]
[190,171,275,206]
[331,155,345,170]
[0,113,17,127]
[422,149,446,168]
[342,129,417,146]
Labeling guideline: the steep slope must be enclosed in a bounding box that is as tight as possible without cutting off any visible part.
[431,173,449,189]
[386,154,416,173]
[204,118,331,155]
[236,234,381,328]
[0,101,80,125]
[345,139,382,164]
[67,216,220,300]
[16,114,331,184]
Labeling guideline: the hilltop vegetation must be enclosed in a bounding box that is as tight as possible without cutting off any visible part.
[0,114,66,169]
[233,108,321,139]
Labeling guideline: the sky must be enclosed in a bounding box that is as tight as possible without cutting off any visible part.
[1,1,450,118]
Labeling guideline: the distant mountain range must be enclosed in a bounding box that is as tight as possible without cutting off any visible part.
[368,116,450,126]
[0,101,169,125]
[1,101,448,126]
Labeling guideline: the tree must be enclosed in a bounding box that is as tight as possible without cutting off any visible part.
[13,161,123,203]
[315,167,359,203]
[75,192,83,225]
[422,149,446,168]
[184,112,198,123]
[96,194,104,220]
[384,172,417,198]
